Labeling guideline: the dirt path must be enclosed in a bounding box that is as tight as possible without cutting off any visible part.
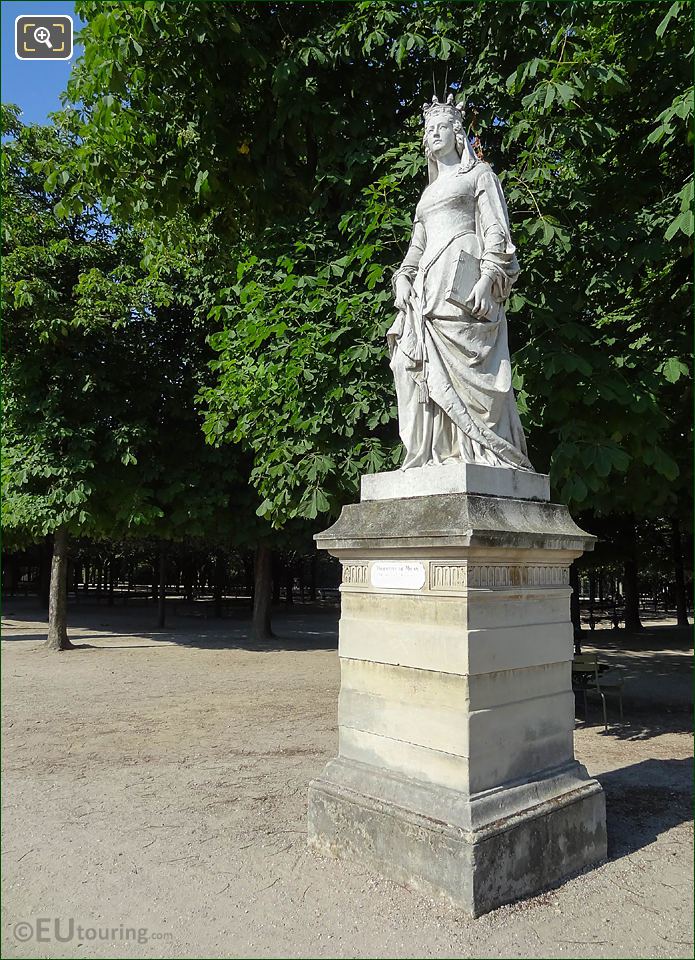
[2,601,692,959]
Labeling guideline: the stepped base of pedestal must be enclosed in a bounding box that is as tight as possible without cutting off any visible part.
[308,758,607,917]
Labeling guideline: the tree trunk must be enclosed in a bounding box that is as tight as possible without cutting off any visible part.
[253,545,274,641]
[623,519,643,632]
[588,569,596,631]
[284,562,294,606]
[46,527,73,651]
[10,555,20,595]
[2,555,18,596]
[107,560,115,606]
[309,556,317,602]
[623,556,642,631]
[569,563,582,654]
[157,549,167,628]
[671,517,689,627]
[213,551,224,618]
[183,558,194,604]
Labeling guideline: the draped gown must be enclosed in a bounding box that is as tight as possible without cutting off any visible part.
[387,159,532,471]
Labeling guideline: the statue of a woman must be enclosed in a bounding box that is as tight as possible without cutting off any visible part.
[388,93,532,471]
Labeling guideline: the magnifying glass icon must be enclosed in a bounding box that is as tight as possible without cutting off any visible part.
[34,26,53,49]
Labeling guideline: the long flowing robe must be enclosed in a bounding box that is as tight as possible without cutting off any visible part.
[387,159,532,471]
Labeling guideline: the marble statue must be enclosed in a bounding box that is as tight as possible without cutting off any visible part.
[388,93,532,471]
[309,100,606,910]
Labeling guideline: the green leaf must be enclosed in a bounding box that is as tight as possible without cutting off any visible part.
[194,170,210,195]
[661,357,690,383]
[543,83,556,110]
[665,209,694,240]
[656,1,682,38]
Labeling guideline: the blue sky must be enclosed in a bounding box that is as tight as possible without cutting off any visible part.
[2,0,81,124]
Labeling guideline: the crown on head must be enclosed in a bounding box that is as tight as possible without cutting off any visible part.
[422,92,465,127]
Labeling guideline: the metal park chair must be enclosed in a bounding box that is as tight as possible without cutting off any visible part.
[572,652,624,731]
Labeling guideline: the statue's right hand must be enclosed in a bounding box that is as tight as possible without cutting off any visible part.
[394,275,413,312]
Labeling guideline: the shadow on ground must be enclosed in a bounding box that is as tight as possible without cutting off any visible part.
[582,622,693,651]
[572,621,692,739]
[575,696,692,740]
[598,757,693,862]
[0,597,339,651]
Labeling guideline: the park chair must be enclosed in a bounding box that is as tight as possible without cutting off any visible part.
[572,652,624,731]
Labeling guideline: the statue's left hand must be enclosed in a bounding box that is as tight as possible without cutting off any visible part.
[466,275,495,320]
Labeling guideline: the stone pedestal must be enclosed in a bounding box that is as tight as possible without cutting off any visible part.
[307,464,607,916]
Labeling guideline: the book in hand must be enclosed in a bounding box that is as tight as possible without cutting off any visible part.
[445,248,481,311]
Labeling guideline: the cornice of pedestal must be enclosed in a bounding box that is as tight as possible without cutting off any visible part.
[315,492,595,558]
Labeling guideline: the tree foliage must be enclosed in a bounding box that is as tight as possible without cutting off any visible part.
[2,106,251,549]
[2,106,133,546]
[44,2,695,527]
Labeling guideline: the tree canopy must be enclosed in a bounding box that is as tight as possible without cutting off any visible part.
[58,1,692,530]
[2,106,253,552]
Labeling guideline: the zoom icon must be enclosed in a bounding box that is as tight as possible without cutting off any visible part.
[15,15,73,60]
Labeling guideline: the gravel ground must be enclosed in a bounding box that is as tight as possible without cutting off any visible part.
[1,599,692,959]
